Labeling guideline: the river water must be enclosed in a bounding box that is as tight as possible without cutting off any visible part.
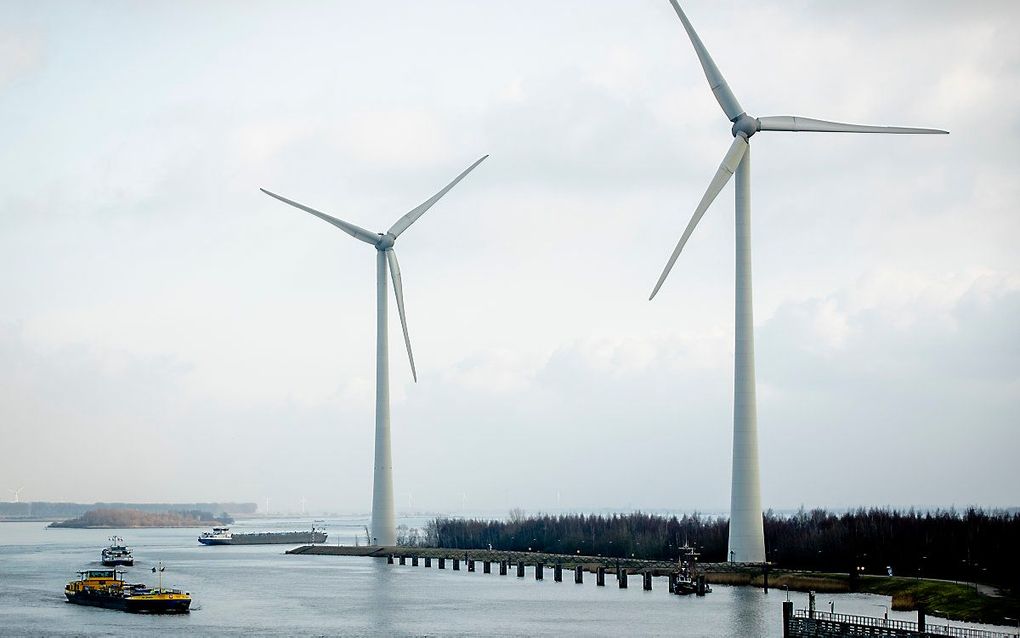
[0,517,1010,637]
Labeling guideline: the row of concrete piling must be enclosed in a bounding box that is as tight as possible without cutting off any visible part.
[383,553,707,595]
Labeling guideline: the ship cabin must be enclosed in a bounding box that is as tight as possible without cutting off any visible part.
[66,569,125,594]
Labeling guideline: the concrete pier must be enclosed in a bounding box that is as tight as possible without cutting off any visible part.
[536,563,544,580]
[438,557,445,569]
[643,572,652,591]
[453,558,460,571]
[554,565,562,582]
[483,561,491,574]
[575,566,583,584]
[412,556,418,566]
[597,567,605,586]
[619,570,628,589]
[499,560,507,576]
[517,561,525,578]
[424,557,431,567]
[467,559,475,572]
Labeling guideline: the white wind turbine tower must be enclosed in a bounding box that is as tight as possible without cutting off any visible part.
[650,1,947,563]
[9,487,24,503]
[262,156,488,546]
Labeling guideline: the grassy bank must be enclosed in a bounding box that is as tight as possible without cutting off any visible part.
[704,570,1018,625]
[860,576,1018,626]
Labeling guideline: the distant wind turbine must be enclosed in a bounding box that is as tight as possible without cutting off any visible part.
[650,1,947,563]
[9,487,24,503]
[262,155,488,546]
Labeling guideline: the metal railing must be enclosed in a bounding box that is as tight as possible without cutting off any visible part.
[794,610,1016,638]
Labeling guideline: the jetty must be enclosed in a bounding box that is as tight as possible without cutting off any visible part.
[287,544,777,592]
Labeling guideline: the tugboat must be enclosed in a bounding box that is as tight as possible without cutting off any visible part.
[673,543,711,596]
[101,537,134,567]
[65,564,191,613]
[198,525,327,545]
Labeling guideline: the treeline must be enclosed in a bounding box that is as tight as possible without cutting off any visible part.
[0,501,256,519]
[425,509,1020,591]
[48,508,232,528]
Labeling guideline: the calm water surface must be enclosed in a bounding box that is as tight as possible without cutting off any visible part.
[0,518,1008,637]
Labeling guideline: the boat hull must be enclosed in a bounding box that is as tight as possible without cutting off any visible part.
[199,531,327,545]
[65,592,191,614]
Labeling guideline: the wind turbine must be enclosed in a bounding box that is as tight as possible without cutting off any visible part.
[262,155,488,546]
[650,1,947,563]
[9,487,24,503]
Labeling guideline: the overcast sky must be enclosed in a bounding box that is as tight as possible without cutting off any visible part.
[1,0,1017,515]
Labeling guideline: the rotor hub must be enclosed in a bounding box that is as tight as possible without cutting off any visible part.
[376,233,395,250]
[731,113,759,139]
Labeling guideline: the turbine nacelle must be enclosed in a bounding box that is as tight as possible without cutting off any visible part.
[376,233,396,250]
[731,113,758,139]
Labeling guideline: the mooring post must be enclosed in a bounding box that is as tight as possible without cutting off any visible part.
[517,561,525,578]
[808,591,816,619]
[596,566,605,587]
[399,556,406,565]
[696,575,706,596]
[468,559,475,572]
[536,563,544,580]
[762,562,769,593]
[575,566,583,584]
[917,605,926,633]
[438,557,445,569]
[668,573,676,594]
[483,561,491,574]
[499,560,508,576]
[619,569,628,589]
[412,556,418,567]
[453,558,460,571]
[643,572,652,591]
[782,600,793,638]
[425,556,432,567]
[387,555,394,565]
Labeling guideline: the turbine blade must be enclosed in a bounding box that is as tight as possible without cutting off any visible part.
[666,0,744,122]
[260,189,379,245]
[649,135,748,300]
[386,249,417,383]
[757,116,948,135]
[388,155,489,238]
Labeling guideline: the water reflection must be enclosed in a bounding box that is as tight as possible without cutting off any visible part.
[726,586,772,637]
[368,558,396,634]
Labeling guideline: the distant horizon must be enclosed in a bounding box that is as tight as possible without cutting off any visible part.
[3,499,1017,519]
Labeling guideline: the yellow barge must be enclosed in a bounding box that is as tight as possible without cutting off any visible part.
[65,568,191,614]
